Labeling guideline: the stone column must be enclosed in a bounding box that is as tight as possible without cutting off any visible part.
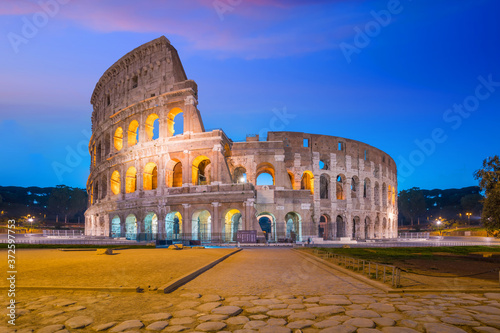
[274,154,286,188]
[245,199,256,230]
[182,204,191,238]
[211,202,221,242]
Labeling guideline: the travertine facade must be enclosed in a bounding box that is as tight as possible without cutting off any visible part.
[85,36,398,243]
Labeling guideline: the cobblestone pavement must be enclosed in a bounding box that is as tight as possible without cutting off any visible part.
[3,248,500,332]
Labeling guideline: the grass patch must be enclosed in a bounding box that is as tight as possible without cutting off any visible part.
[0,243,153,249]
[309,246,500,265]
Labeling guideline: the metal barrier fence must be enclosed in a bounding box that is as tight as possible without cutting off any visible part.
[398,232,430,239]
[0,238,139,245]
[313,249,401,287]
[43,230,84,237]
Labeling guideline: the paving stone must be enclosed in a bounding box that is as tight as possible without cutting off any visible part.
[180,293,201,299]
[467,306,500,315]
[399,319,418,328]
[267,318,287,326]
[202,294,223,302]
[17,329,34,333]
[240,296,259,301]
[141,313,172,321]
[177,301,201,309]
[345,310,380,318]
[319,299,352,306]
[357,329,382,333]
[381,328,419,333]
[195,321,227,331]
[304,297,321,303]
[313,319,341,328]
[308,306,345,316]
[36,325,65,333]
[287,319,315,329]
[349,296,376,304]
[65,305,86,312]
[288,304,306,310]
[485,294,500,301]
[252,299,282,306]
[246,306,270,314]
[54,329,69,333]
[212,305,242,316]
[230,301,254,308]
[172,309,198,317]
[473,327,500,333]
[288,311,316,321]
[414,315,440,323]
[54,300,77,307]
[346,304,365,310]
[163,326,188,332]
[226,316,250,325]
[318,324,357,333]
[383,313,403,321]
[277,295,295,300]
[423,323,468,333]
[198,314,228,322]
[268,303,289,309]
[110,320,144,332]
[41,315,70,326]
[441,316,480,326]
[267,309,294,318]
[145,321,169,331]
[283,298,303,305]
[65,316,94,329]
[344,318,375,328]
[197,302,222,312]
[39,310,65,318]
[93,322,117,331]
[169,317,195,325]
[472,313,500,328]
[258,326,291,333]
[233,330,256,333]
[372,317,396,326]
[244,320,267,329]
[368,303,395,312]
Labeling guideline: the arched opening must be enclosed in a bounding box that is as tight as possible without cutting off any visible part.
[167,107,184,137]
[257,212,275,241]
[256,162,275,186]
[192,155,211,185]
[352,216,360,239]
[234,167,247,184]
[110,170,121,195]
[363,178,371,199]
[285,212,302,242]
[382,183,388,206]
[144,212,158,240]
[382,217,387,238]
[288,171,295,189]
[166,159,183,187]
[319,214,330,240]
[96,142,102,164]
[392,187,396,206]
[143,162,158,190]
[145,113,159,141]
[374,182,380,206]
[351,176,359,199]
[319,159,328,170]
[114,127,123,151]
[301,171,314,194]
[100,175,107,199]
[128,120,139,147]
[336,175,345,200]
[125,214,137,240]
[320,174,329,199]
[388,185,393,206]
[223,209,242,243]
[165,211,182,241]
[336,215,345,238]
[104,135,110,157]
[374,216,381,238]
[365,216,371,239]
[111,215,120,238]
[125,167,137,193]
[192,210,211,241]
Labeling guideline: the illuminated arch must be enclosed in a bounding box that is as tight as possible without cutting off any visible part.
[143,162,158,190]
[128,120,139,146]
[223,209,242,242]
[144,212,158,237]
[166,211,182,240]
[125,214,137,240]
[145,113,159,141]
[336,174,345,200]
[110,170,120,195]
[166,159,182,187]
[285,211,302,242]
[351,176,360,198]
[192,155,211,185]
[125,166,137,193]
[287,170,295,189]
[111,215,121,238]
[114,127,123,151]
[256,162,275,186]
[257,212,276,242]
[320,174,330,199]
[167,107,184,137]
[234,166,247,183]
[192,209,211,241]
[301,171,314,194]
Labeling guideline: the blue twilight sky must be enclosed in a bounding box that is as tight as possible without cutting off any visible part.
[0,0,499,191]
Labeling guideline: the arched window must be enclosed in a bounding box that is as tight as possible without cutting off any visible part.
[336,215,345,238]
[96,142,102,164]
[166,212,182,240]
[363,178,371,200]
[143,162,158,190]
[145,113,159,141]
[336,175,345,200]
[234,167,247,183]
[110,170,120,195]
[167,107,184,137]
[351,176,359,198]
[288,171,295,189]
[256,162,275,186]
[382,183,387,206]
[301,171,314,194]
[125,167,137,193]
[374,182,380,205]
[128,120,139,146]
[192,156,211,185]
[320,174,329,199]
[192,210,211,241]
[114,127,123,151]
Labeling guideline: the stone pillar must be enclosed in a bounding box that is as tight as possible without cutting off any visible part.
[274,154,286,188]
[211,202,221,241]
[183,150,191,185]
[182,204,191,238]
[245,199,255,230]
[212,144,223,184]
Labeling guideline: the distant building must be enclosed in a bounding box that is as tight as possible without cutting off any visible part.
[85,36,398,243]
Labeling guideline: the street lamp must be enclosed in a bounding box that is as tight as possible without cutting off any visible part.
[466,212,471,226]
[28,218,34,232]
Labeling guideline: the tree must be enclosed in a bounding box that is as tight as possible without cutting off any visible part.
[474,156,500,235]
[398,187,426,226]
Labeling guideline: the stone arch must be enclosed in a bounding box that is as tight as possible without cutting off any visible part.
[352,216,361,239]
[285,211,302,242]
[166,159,182,187]
[144,212,158,240]
[365,216,372,239]
[257,212,276,242]
[167,107,184,137]
[336,215,345,238]
[100,174,107,199]
[110,170,121,195]
[319,155,329,170]
[125,214,137,240]
[374,182,380,206]
[301,171,314,194]
[319,213,331,240]
[192,209,212,241]
[320,174,329,199]
[111,215,121,238]
[192,155,211,185]
[165,211,182,241]
[125,166,137,193]
[96,141,102,164]
[233,166,247,184]
[336,174,345,200]
[363,178,371,199]
[382,217,387,238]
[256,162,275,186]
[143,162,158,190]
[114,127,123,151]
[351,176,360,198]
[382,182,387,206]
[223,209,242,242]
[374,215,381,238]
[145,113,159,141]
[288,170,295,189]
[128,120,139,146]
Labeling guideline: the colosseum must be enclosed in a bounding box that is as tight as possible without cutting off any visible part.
[85,36,398,244]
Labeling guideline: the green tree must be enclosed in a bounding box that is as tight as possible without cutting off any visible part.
[398,187,426,226]
[474,155,500,235]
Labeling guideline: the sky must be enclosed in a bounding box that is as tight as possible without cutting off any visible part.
[0,0,499,191]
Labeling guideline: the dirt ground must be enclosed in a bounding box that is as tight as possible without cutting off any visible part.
[1,248,235,289]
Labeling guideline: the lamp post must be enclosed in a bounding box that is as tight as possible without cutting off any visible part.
[436,218,442,236]
[28,218,34,233]
[466,212,471,226]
